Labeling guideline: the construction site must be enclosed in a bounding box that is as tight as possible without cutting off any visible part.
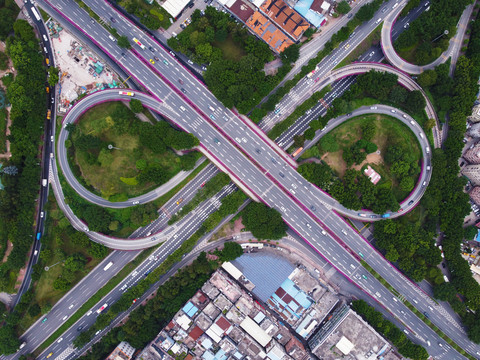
[45,19,122,113]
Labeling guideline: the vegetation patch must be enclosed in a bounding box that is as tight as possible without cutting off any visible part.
[68,101,199,200]
[394,0,471,65]
[168,7,299,114]
[16,192,109,334]
[117,0,173,30]
[298,114,420,213]
[0,19,47,300]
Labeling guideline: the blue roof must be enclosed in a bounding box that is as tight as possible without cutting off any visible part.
[476,230,480,242]
[232,253,295,302]
[294,0,326,28]
[182,301,199,318]
[268,278,312,321]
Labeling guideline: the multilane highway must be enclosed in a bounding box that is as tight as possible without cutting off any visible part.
[35,0,480,359]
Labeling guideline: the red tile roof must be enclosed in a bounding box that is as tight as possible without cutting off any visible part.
[260,0,309,41]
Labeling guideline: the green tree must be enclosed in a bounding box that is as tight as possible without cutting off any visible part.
[47,67,60,87]
[280,44,300,64]
[218,242,243,262]
[319,134,339,152]
[28,303,41,317]
[399,177,414,192]
[336,1,351,14]
[129,99,143,113]
[53,277,71,291]
[117,35,131,49]
[433,282,457,301]
[0,325,20,354]
[304,128,316,140]
[423,118,436,131]
[241,202,287,240]
[64,253,86,272]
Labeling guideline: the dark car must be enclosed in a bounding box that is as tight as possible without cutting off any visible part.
[442,262,446,268]
[181,88,187,94]
[180,24,186,29]
[408,200,414,206]
[77,325,84,331]
[154,56,159,61]
[188,2,194,8]
[178,79,184,84]
[110,17,116,23]
[149,46,155,52]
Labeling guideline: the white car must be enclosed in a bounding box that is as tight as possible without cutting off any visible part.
[68,304,74,309]
[57,337,63,343]
[370,106,377,110]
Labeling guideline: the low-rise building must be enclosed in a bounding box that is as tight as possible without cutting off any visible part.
[106,341,135,360]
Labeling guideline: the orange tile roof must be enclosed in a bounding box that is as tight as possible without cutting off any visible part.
[246,11,293,53]
[260,0,309,41]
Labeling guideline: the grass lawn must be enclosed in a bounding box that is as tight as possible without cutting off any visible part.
[213,35,247,61]
[71,102,189,200]
[316,114,421,202]
[394,41,419,64]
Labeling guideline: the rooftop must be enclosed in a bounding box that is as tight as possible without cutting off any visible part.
[260,0,310,41]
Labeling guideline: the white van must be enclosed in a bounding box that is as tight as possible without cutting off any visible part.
[43,34,47,41]
[43,46,47,53]
[425,146,430,154]
[419,132,424,139]
[108,35,116,42]
[208,105,215,112]
[180,106,186,111]
[375,18,382,24]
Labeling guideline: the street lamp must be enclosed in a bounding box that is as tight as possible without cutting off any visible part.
[432,30,449,43]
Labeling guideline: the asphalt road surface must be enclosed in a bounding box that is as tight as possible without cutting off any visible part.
[21,0,480,358]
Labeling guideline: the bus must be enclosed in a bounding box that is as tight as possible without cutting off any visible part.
[133,38,146,50]
[31,7,41,21]
[103,261,114,271]
[292,147,303,157]
[119,91,134,96]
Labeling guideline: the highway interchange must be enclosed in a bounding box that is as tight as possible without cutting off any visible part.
[8,0,480,359]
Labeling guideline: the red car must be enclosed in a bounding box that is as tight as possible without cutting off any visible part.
[201,183,205,187]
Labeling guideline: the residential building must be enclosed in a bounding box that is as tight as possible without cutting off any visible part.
[260,0,310,41]
[228,0,294,53]
[106,341,135,360]
[464,143,480,164]
[294,0,328,27]
[470,187,480,205]
[463,165,480,185]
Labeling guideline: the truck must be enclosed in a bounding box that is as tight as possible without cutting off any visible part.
[42,179,47,187]
[103,261,114,271]
[292,147,303,157]
[381,213,390,218]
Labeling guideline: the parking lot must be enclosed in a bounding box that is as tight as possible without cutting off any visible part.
[163,0,211,39]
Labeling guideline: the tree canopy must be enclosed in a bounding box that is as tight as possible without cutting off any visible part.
[241,202,287,240]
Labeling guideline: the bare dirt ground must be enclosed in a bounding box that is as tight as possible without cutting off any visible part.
[1,241,13,263]
[49,24,119,112]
